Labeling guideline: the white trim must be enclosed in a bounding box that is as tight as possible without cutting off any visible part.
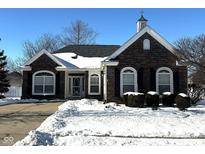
[56,67,102,72]
[106,26,177,60]
[24,49,64,67]
[101,61,119,66]
[88,70,101,95]
[120,67,138,97]
[32,70,56,95]
[103,65,107,101]
[56,67,88,71]
[64,71,67,99]
[156,67,173,94]
[21,66,32,71]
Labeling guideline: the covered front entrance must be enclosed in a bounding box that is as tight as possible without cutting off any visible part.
[67,74,85,98]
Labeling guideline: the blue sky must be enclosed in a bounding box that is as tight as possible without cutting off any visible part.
[0,8,205,60]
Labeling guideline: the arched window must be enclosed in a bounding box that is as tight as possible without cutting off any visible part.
[156,67,173,94]
[143,39,150,50]
[32,71,55,95]
[89,74,100,94]
[120,67,137,96]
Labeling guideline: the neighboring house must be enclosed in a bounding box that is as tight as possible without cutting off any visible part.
[5,71,22,97]
[21,15,187,102]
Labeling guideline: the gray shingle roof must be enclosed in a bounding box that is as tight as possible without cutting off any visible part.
[53,45,120,57]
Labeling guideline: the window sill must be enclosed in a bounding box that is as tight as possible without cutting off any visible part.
[88,92,101,95]
[32,93,55,96]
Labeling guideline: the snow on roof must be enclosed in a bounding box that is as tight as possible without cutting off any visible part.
[53,56,78,69]
[53,52,107,69]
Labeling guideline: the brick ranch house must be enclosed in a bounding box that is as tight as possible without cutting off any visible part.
[21,15,187,102]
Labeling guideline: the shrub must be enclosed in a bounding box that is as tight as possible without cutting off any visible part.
[127,94,135,107]
[188,84,205,104]
[145,91,159,108]
[123,92,145,107]
[162,92,175,107]
[133,93,145,107]
[175,93,191,111]
[123,93,129,106]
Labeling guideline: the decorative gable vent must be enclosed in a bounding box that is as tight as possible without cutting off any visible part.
[143,39,150,50]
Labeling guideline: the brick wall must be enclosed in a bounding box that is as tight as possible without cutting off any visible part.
[106,33,187,102]
[22,54,65,99]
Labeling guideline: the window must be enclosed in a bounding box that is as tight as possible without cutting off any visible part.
[143,39,150,50]
[90,74,100,94]
[156,67,173,94]
[32,71,55,95]
[120,67,137,96]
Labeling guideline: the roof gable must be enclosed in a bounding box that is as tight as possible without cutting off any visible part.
[24,49,64,67]
[106,26,177,61]
[23,49,106,70]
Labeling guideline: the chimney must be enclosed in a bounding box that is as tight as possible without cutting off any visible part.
[137,15,148,32]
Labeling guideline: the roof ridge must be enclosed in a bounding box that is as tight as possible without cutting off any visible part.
[60,44,120,46]
[53,44,121,57]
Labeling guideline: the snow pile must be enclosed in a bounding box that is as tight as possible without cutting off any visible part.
[196,100,205,105]
[0,98,64,106]
[15,99,205,146]
[53,53,107,69]
[178,93,188,98]
[0,97,39,106]
[123,92,144,96]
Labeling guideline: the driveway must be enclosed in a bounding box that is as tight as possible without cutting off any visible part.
[0,102,62,146]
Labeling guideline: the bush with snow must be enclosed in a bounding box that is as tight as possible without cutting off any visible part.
[188,84,205,104]
[162,92,175,107]
[123,92,144,107]
[134,93,145,108]
[123,93,129,106]
[175,93,191,111]
[145,91,159,108]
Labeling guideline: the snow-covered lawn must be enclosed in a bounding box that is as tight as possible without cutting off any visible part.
[15,99,205,146]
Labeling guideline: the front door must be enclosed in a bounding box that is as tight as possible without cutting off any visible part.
[68,76,85,98]
[72,77,81,97]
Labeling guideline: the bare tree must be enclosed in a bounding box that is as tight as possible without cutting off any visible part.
[175,34,205,102]
[7,57,25,72]
[175,34,205,74]
[60,20,98,45]
[8,20,98,72]
[7,33,61,72]
[23,33,61,60]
